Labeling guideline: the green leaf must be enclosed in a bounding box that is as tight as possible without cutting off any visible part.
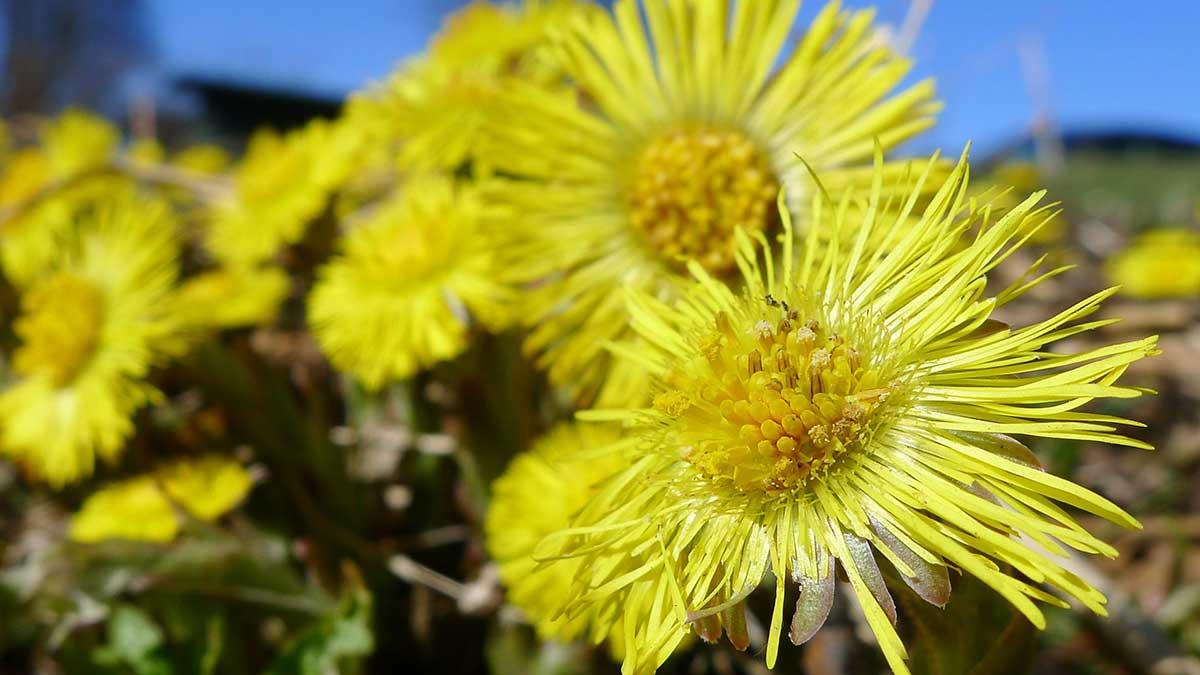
[92,604,173,675]
[198,613,224,675]
[265,571,373,675]
[109,605,164,663]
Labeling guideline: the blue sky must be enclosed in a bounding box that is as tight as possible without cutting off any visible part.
[150,0,1200,157]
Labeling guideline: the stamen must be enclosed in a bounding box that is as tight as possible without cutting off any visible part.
[680,304,900,492]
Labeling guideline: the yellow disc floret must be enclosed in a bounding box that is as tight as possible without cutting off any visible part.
[12,273,106,384]
[628,127,778,274]
[657,304,897,493]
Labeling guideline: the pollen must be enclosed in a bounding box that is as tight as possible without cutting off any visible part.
[13,273,106,384]
[654,390,693,417]
[627,126,778,275]
[681,307,896,493]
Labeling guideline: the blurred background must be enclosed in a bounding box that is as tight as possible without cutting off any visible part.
[1,1,1199,674]
[5,1,1199,155]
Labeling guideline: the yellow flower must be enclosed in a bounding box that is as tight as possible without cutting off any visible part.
[38,108,119,176]
[174,264,291,330]
[486,423,630,649]
[0,147,53,210]
[428,0,570,73]
[483,0,940,405]
[555,153,1158,675]
[310,116,373,193]
[381,0,582,171]
[1107,228,1200,298]
[70,455,255,543]
[127,137,166,166]
[308,175,513,388]
[0,109,117,208]
[0,109,126,286]
[0,119,10,162]
[156,454,256,521]
[172,143,231,175]
[205,120,346,266]
[329,92,399,183]
[72,476,179,543]
[0,176,140,287]
[0,197,183,486]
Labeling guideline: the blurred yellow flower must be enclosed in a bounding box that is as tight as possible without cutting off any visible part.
[484,0,940,405]
[0,109,127,286]
[156,454,256,521]
[308,175,513,388]
[0,147,53,210]
[0,198,183,486]
[72,476,179,543]
[0,119,10,163]
[381,0,582,171]
[488,423,687,665]
[70,455,255,543]
[174,265,291,331]
[557,153,1158,675]
[486,423,628,648]
[205,119,357,266]
[38,108,119,176]
[0,181,146,288]
[1107,228,1200,298]
[172,143,231,175]
[0,109,117,209]
[127,137,166,166]
[327,93,400,189]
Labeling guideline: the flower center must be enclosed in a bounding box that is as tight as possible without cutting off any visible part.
[628,127,779,275]
[658,305,897,493]
[13,273,106,384]
[365,216,457,288]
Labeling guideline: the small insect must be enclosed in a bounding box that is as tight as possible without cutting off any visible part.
[764,294,791,314]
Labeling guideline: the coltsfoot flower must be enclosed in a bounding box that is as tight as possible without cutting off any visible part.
[488,423,688,664]
[0,108,125,286]
[1106,228,1200,298]
[555,153,1158,674]
[308,174,514,388]
[378,0,583,172]
[484,0,940,404]
[486,423,629,649]
[205,119,358,266]
[174,264,291,331]
[37,108,120,177]
[70,455,255,543]
[0,197,183,486]
[171,143,232,175]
